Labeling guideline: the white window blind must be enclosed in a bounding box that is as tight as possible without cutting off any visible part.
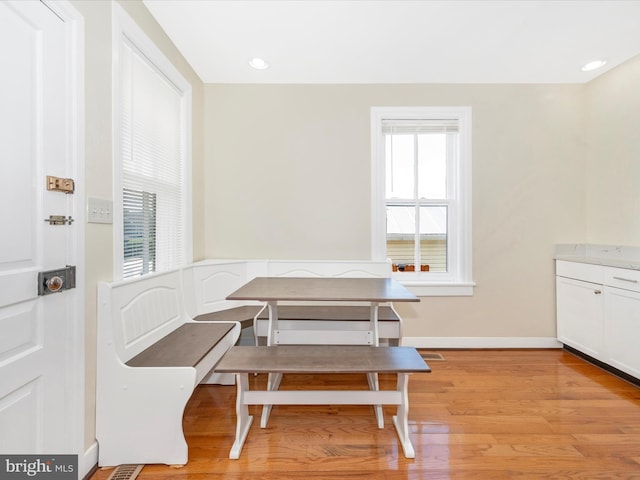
[381,119,459,134]
[119,39,185,278]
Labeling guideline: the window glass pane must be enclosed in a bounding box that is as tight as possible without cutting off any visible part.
[419,205,447,272]
[385,134,414,199]
[386,205,415,270]
[417,134,447,199]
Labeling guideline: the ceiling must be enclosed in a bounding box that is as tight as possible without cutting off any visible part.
[142,0,640,84]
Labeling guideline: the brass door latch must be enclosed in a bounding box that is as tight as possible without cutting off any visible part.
[44,215,74,225]
[47,175,75,194]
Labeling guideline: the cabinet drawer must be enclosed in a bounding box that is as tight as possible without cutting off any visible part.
[556,260,603,284]
[603,267,640,293]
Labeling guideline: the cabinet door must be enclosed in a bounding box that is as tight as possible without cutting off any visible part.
[604,286,640,379]
[556,276,604,360]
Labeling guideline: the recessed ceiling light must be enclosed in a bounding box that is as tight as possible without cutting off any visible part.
[581,60,607,72]
[249,57,269,70]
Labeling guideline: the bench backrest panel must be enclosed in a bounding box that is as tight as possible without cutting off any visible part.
[100,269,186,362]
[265,260,392,278]
[120,286,180,346]
[184,261,251,316]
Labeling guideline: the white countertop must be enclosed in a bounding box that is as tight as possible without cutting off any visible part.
[555,244,640,271]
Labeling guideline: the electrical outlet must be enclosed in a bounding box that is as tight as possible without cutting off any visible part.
[87,198,113,224]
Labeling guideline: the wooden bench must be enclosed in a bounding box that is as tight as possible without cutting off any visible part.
[253,305,403,345]
[96,270,241,467]
[215,345,431,459]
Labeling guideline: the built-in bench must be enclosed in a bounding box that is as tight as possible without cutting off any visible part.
[96,259,406,466]
[254,305,402,346]
[96,269,241,467]
[216,345,431,459]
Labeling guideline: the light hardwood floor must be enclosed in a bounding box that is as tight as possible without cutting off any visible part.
[90,349,640,479]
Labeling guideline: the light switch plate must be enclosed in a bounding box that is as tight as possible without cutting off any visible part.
[87,198,113,224]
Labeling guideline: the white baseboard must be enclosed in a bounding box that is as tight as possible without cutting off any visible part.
[403,337,563,349]
[81,441,98,479]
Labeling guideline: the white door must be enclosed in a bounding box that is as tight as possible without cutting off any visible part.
[0,0,81,455]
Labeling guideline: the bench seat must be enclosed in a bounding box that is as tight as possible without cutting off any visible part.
[216,345,430,459]
[217,345,427,374]
[194,305,262,329]
[254,305,403,345]
[126,323,234,384]
[256,305,400,322]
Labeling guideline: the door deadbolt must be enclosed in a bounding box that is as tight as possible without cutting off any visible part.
[46,276,64,292]
[38,266,76,296]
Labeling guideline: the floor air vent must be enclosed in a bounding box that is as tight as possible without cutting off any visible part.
[420,352,445,361]
[106,464,144,480]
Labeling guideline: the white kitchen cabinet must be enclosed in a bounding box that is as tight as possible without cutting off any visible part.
[556,260,640,381]
[556,275,604,360]
[603,267,640,379]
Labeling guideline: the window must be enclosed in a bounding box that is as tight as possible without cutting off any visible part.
[113,3,192,279]
[371,107,473,295]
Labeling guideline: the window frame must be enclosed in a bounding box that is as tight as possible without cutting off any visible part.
[112,3,192,280]
[371,106,474,296]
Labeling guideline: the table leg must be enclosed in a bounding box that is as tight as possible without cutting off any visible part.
[260,372,283,428]
[391,373,415,458]
[368,302,383,426]
[262,301,281,425]
[366,372,384,428]
[229,373,253,459]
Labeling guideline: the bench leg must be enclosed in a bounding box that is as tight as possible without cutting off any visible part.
[260,372,283,428]
[229,373,253,459]
[391,373,415,458]
[267,301,278,346]
[366,372,385,428]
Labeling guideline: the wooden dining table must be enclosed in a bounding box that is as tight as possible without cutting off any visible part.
[226,276,420,428]
[226,276,419,347]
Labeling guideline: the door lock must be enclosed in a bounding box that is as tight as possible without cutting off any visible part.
[38,266,76,295]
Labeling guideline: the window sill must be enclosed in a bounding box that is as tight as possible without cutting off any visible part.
[393,279,475,297]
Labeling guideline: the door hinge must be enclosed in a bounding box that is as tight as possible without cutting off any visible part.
[38,266,76,296]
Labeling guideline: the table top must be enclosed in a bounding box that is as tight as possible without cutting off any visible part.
[226,276,419,303]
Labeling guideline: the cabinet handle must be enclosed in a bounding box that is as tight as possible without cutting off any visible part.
[612,276,638,283]
[594,290,602,295]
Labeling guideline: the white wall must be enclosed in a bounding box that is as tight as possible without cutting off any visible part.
[204,83,586,339]
[585,54,640,245]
